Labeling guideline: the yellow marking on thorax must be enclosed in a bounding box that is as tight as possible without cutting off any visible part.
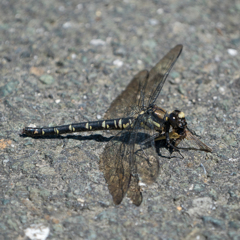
[107,124,109,128]
[114,120,117,128]
[170,132,180,139]
[152,121,160,128]
[102,121,106,128]
[118,119,122,128]
[123,123,129,128]
[155,131,180,141]
[69,125,72,131]
[155,135,166,141]
[42,130,45,135]
[89,126,92,130]
[34,130,38,135]
[85,123,89,129]
[72,127,75,131]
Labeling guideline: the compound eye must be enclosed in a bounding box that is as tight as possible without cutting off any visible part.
[169,112,179,128]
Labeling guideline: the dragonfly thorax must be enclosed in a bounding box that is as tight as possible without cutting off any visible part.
[145,105,168,131]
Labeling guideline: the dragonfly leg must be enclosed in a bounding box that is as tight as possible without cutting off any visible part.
[165,131,184,158]
[165,123,181,151]
[187,126,201,138]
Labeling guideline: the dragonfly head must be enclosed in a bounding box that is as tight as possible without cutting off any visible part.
[169,110,187,129]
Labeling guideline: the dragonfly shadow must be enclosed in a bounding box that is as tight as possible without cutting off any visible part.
[65,134,112,142]
[21,130,179,160]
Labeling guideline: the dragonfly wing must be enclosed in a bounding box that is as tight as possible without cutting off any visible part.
[126,173,142,206]
[176,129,212,152]
[136,150,160,184]
[145,45,183,105]
[104,70,149,119]
[131,113,160,185]
[99,130,134,205]
[104,45,183,119]
[134,129,160,184]
[125,118,159,205]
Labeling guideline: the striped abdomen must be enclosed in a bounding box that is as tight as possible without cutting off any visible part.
[23,117,134,137]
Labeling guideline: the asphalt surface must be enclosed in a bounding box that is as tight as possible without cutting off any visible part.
[0,0,240,239]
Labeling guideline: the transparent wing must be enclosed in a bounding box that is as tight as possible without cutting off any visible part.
[100,114,160,206]
[136,152,160,184]
[104,45,183,119]
[99,130,133,205]
[134,129,160,184]
[155,129,212,153]
[126,174,142,206]
[175,130,212,152]
[100,45,183,204]
[146,44,183,106]
[104,70,149,119]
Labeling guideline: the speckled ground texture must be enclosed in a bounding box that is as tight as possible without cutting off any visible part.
[0,0,240,239]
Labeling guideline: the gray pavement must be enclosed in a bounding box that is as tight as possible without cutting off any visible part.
[0,0,239,239]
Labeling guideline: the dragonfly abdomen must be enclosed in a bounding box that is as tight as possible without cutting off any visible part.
[23,117,134,136]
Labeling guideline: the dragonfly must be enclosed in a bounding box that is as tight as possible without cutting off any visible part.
[23,45,212,206]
